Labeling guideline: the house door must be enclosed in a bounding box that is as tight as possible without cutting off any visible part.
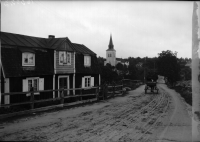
[59,77,69,97]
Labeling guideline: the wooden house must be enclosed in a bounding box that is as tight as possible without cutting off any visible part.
[1,32,101,106]
[71,43,101,95]
[1,32,54,105]
[46,36,75,97]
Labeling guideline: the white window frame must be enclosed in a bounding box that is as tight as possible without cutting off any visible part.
[59,51,71,65]
[82,76,94,88]
[23,77,44,96]
[59,51,66,65]
[84,55,91,67]
[27,77,39,95]
[22,52,35,66]
[66,52,71,65]
[85,77,91,88]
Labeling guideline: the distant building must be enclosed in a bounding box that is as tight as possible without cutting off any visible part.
[104,34,116,66]
[185,61,192,68]
[116,58,129,67]
[104,34,129,67]
[157,75,165,84]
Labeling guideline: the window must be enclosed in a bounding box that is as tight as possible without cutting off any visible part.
[82,76,94,88]
[28,78,38,92]
[59,51,71,65]
[22,52,35,66]
[23,78,44,96]
[84,55,91,67]
[108,54,112,57]
[66,52,71,65]
[85,77,91,87]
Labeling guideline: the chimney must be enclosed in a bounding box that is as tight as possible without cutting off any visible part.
[48,35,55,39]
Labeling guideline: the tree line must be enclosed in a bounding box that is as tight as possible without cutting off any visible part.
[98,50,191,85]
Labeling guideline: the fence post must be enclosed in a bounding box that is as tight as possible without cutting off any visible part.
[103,84,105,100]
[122,85,124,95]
[60,89,64,105]
[113,84,115,97]
[80,85,82,101]
[30,87,34,109]
[96,86,99,101]
[104,84,107,100]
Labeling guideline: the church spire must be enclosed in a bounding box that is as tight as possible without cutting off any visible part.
[108,34,114,49]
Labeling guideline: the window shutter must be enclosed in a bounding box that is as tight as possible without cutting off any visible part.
[67,52,71,65]
[59,52,62,65]
[5,78,10,104]
[23,79,28,92]
[70,53,71,64]
[39,78,44,90]
[84,56,86,66]
[89,56,91,66]
[82,77,85,88]
[64,52,67,63]
[91,77,94,87]
[23,79,29,96]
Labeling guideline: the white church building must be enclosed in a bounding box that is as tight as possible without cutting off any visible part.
[104,35,129,67]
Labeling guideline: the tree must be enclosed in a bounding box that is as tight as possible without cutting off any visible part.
[97,56,105,66]
[157,50,181,85]
[180,66,191,81]
[100,63,119,84]
[116,63,124,71]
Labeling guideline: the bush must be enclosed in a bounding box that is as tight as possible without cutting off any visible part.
[174,86,192,106]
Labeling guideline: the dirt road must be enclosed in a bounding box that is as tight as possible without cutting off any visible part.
[156,84,192,142]
[0,84,192,142]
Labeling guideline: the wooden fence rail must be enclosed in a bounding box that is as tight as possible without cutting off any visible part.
[0,84,125,115]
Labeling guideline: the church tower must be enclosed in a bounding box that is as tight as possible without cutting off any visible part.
[105,34,116,66]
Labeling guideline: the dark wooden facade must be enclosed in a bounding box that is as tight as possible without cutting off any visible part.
[72,44,101,96]
[1,32,54,105]
[1,32,102,106]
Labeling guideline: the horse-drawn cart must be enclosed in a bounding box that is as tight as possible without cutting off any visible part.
[145,81,159,94]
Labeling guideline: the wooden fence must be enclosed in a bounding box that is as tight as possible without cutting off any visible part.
[122,79,143,89]
[0,84,124,118]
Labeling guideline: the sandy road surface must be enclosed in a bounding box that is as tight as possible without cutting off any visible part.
[156,84,192,142]
[0,84,191,142]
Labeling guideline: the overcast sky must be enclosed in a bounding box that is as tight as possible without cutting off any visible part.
[2,1,193,59]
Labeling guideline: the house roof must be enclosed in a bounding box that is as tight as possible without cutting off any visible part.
[46,37,74,52]
[72,43,96,55]
[1,32,97,54]
[1,32,47,48]
[1,32,74,52]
